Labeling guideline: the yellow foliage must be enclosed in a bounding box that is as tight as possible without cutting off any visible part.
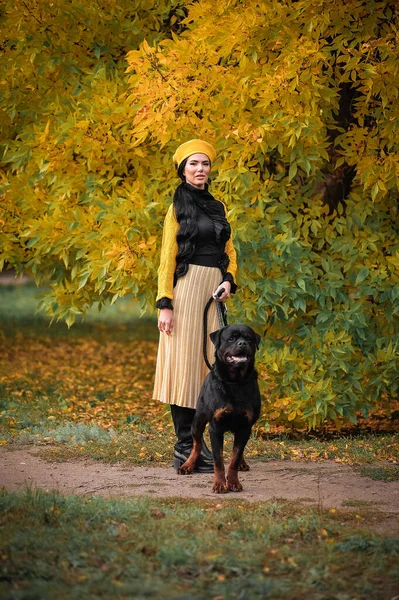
[1,0,398,425]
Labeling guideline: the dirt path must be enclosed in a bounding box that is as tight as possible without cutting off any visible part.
[1,446,398,535]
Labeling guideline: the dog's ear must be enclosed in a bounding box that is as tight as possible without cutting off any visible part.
[255,332,261,350]
[210,328,225,348]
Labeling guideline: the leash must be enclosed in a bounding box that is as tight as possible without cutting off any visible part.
[203,287,228,370]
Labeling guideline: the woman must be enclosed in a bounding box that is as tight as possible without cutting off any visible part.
[153,139,237,472]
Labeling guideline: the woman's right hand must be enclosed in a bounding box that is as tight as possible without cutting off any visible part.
[158,308,174,335]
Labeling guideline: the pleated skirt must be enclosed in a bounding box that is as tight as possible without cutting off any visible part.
[153,264,221,409]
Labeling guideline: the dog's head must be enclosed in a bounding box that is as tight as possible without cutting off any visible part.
[210,325,261,379]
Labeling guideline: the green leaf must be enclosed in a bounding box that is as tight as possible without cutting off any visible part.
[288,162,297,181]
[26,236,41,247]
[355,267,369,286]
[371,183,379,201]
[297,278,306,292]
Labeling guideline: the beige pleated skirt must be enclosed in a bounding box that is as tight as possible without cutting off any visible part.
[153,264,222,409]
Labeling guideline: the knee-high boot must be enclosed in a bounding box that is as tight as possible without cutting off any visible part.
[170,404,214,472]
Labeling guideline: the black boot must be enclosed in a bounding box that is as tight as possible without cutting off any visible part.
[170,405,214,473]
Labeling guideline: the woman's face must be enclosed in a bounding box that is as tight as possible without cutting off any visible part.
[183,153,211,189]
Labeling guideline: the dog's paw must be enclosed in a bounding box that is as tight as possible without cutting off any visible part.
[178,462,194,475]
[239,458,250,472]
[227,479,243,492]
[212,482,229,494]
[212,477,228,493]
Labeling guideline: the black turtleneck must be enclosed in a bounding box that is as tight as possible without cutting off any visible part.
[190,206,224,268]
[156,182,236,310]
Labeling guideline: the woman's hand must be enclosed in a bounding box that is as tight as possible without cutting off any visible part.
[213,281,231,302]
[158,308,174,335]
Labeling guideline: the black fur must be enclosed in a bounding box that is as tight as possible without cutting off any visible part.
[178,324,261,493]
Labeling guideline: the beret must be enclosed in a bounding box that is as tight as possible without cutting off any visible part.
[173,139,216,167]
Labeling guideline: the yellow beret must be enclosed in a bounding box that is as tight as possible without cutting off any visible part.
[173,139,216,167]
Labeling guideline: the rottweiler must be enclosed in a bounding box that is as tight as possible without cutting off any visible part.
[178,324,261,493]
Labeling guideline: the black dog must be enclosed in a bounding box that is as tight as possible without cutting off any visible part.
[178,324,261,493]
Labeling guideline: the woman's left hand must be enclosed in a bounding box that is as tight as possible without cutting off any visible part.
[213,281,231,302]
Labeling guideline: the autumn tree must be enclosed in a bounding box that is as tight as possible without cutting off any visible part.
[0,0,183,315]
[1,0,398,427]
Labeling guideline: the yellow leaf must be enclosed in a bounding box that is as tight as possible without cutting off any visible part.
[320,528,328,537]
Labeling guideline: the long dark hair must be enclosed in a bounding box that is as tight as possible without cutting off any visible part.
[173,159,199,280]
[172,159,230,283]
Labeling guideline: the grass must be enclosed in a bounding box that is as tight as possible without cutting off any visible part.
[1,489,398,600]
[1,281,398,470]
[1,281,399,599]
[0,279,156,325]
[0,280,158,340]
[356,464,399,482]
[18,429,399,471]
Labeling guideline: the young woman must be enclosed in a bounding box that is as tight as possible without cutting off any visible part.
[153,139,237,471]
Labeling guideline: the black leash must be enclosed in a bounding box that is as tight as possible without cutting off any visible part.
[203,288,228,370]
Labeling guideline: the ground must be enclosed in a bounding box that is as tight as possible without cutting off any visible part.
[1,281,399,598]
[2,446,398,537]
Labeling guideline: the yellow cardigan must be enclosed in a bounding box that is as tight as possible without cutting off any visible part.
[156,203,237,302]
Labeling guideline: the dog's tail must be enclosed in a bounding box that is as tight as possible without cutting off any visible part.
[203,292,228,370]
